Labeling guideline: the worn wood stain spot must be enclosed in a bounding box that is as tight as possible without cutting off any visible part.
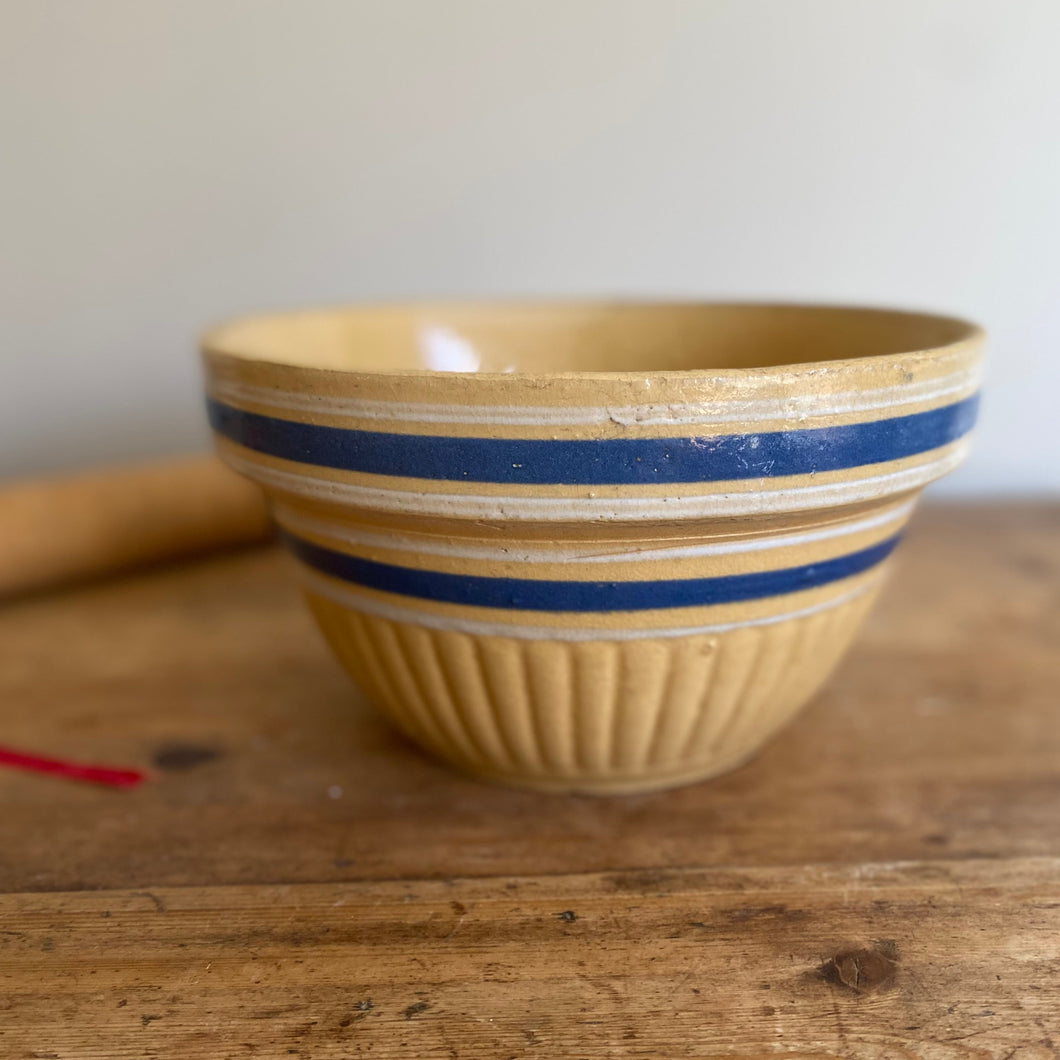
[152,743,222,771]
[726,904,807,923]
[557,910,578,922]
[819,940,899,993]
[132,891,167,913]
[339,1001,374,1028]
[605,871,676,893]
[404,1001,430,1019]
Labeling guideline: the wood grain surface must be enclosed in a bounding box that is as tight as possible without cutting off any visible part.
[4,858,1059,1059]
[1,503,1059,1057]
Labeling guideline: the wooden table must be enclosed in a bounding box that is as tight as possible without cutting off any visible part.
[3,503,1059,1059]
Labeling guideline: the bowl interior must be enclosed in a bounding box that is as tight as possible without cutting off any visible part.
[204,302,977,376]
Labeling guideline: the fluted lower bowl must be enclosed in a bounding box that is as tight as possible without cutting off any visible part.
[203,302,983,794]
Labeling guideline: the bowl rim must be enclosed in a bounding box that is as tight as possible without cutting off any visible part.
[201,298,985,383]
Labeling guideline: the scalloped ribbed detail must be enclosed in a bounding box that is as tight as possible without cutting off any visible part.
[305,584,879,794]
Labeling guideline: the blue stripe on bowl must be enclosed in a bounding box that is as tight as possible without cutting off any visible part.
[208,395,978,485]
[282,531,901,613]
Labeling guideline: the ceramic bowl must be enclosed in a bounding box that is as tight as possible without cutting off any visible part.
[203,302,983,794]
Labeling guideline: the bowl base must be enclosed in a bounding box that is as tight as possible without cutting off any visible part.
[462,748,760,796]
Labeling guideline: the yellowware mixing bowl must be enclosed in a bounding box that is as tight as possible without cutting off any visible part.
[203,303,983,794]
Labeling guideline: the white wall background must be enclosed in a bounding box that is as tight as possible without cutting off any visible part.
[2,0,1057,493]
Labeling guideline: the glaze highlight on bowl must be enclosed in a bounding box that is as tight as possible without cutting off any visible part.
[203,302,983,794]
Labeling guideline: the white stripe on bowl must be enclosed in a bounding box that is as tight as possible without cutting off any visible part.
[210,365,980,429]
[223,438,969,520]
[299,566,884,642]
[271,497,916,565]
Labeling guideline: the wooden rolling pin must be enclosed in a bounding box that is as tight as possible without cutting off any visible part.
[0,455,273,599]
